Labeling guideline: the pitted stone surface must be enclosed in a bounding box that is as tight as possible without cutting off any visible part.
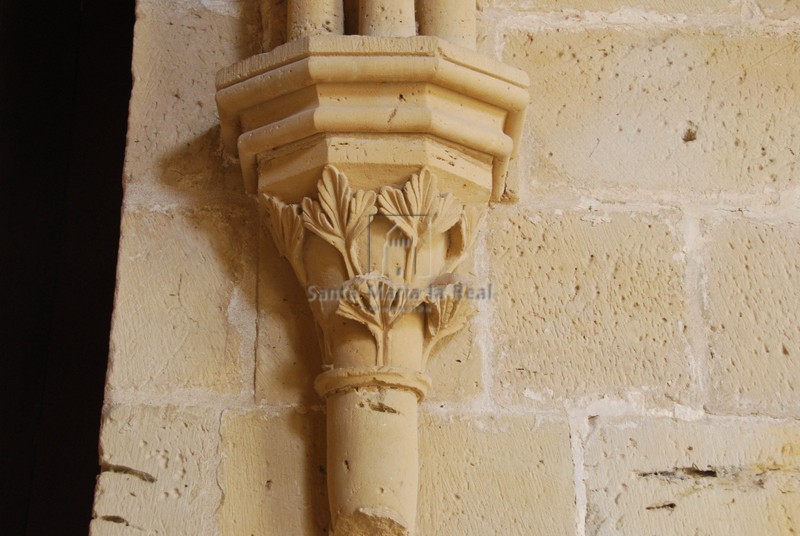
[585,417,800,535]
[419,413,576,534]
[490,207,690,407]
[91,405,222,535]
[218,409,328,535]
[706,219,800,418]
[503,27,800,200]
[124,0,260,193]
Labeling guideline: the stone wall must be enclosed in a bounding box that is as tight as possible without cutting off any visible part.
[91,1,800,534]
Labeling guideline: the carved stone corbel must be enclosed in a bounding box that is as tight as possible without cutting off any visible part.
[215,2,528,534]
[263,165,481,533]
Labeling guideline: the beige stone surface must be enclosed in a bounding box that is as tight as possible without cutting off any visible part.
[418,413,576,534]
[427,322,483,402]
[124,0,259,193]
[255,224,322,406]
[108,207,256,396]
[91,405,222,535]
[490,207,690,406]
[759,0,800,19]
[585,417,800,535]
[705,218,800,417]
[218,409,328,535]
[481,0,800,17]
[503,27,800,200]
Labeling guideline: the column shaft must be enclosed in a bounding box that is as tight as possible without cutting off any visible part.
[359,0,416,37]
[417,0,476,49]
[326,387,419,535]
[288,0,345,40]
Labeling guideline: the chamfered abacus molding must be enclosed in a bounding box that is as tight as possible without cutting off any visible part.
[215,35,529,203]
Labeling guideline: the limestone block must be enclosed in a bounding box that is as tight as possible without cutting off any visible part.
[490,208,690,407]
[108,207,256,397]
[759,0,800,19]
[91,405,222,535]
[255,225,322,406]
[426,322,483,402]
[418,413,576,534]
[480,0,740,15]
[124,0,260,192]
[705,219,800,417]
[585,417,800,535]
[503,27,800,199]
[218,409,328,535]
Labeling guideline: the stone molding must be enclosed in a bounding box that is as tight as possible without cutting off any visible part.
[215,35,530,202]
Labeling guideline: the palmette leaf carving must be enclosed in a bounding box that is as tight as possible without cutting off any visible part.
[262,195,307,286]
[337,277,425,366]
[378,168,463,282]
[423,285,477,363]
[445,204,485,273]
[378,168,461,245]
[302,166,377,279]
[260,165,485,369]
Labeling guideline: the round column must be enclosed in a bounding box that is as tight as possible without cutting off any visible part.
[326,387,419,535]
[288,0,344,40]
[359,0,416,37]
[417,0,476,49]
[317,367,429,536]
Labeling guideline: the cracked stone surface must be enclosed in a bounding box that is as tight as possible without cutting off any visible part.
[90,405,222,535]
[585,417,800,535]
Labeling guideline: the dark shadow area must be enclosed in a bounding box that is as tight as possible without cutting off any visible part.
[0,0,134,534]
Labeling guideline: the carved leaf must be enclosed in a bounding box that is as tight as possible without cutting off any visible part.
[302,166,349,253]
[404,167,437,216]
[377,184,415,239]
[428,192,462,241]
[347,189,378,239]
[378,167,462,243]
[423,284,477,363]
[446,205,485,272]
[301,166,376,278]
[262,194,306,286]
[337,277,425,365]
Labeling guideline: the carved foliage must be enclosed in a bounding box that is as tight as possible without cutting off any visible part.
[337,277,425,366]
[423,285,477,363]
[301,166,377,279]
[262,165,483,367]
[378,168,463,282]
[262,196,307,286]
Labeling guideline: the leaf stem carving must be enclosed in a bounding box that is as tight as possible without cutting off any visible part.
[302,166,377,279]
[423,284,477,364]
[377,167,462,283]
[336,277,425,366]
[261,195,307,286]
